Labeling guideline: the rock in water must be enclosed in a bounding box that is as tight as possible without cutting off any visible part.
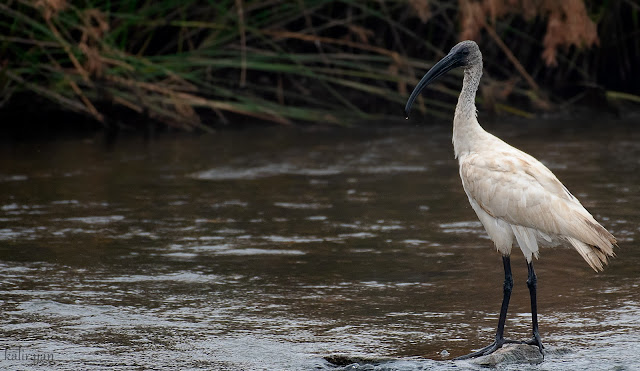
[469,344,544,366]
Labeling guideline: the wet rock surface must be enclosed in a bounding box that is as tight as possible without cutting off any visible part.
[467,344,545,366]
[325,345,574,369]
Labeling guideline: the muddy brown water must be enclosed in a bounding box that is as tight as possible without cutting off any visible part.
[0,120,638,370]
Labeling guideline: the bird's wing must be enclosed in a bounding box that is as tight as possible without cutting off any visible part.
[459,150,613,246]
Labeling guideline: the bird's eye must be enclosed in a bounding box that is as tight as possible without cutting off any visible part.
[461,49,470,56]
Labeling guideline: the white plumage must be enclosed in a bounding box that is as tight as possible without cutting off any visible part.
[458,133,616,270]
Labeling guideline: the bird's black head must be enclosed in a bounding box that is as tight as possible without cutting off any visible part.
[448,40,481,68]
[405,40,482,118]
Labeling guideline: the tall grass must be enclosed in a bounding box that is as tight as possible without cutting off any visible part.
[1,0,638,130]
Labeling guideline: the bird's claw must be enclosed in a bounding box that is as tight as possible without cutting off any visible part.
[524,333,545,357]
[454,337,510,360]
[454,336,545,360]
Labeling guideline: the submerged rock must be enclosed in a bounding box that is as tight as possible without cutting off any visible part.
[324,346,572,369]
[467,344,544,366]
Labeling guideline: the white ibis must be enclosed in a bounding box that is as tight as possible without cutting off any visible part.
[405,40,616,359]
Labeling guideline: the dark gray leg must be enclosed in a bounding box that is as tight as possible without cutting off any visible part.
[455,255,519,360]
[496,255,514,341]
[525,261,544,354]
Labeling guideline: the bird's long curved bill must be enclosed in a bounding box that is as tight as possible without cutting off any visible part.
[404,53,462,118]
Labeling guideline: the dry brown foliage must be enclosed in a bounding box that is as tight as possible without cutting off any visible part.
[409,0,432,23]
[458,0,599,66]
[79,9,110,77]
[34,0,67,21]
[541,0,599,66]
[346,25,375,44]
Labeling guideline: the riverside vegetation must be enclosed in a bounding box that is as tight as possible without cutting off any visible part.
[1,0,639,131]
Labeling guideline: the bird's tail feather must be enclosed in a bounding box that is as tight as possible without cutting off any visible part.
[566,229,616,272]
[560,208,616,271]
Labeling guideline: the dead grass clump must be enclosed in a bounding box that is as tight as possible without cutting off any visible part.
[541,0,599,66]
[79,9,110,77]
[34,0,67,21]
[458,0,599,66]
[409,0,432,23]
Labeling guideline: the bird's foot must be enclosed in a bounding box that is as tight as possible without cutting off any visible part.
[524,331,544,357]
[453,337,522,360]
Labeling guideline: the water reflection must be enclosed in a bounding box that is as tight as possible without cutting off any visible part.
[0,121,638,369]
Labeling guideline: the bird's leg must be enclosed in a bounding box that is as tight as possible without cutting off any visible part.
[525,261,544,354]
[495,255,514,343]
[455,255,518,360]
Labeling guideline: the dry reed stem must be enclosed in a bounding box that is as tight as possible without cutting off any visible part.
[38,42,104,122]
[263,30,403,62]
[44,18,91,84]
[105,75,293,125]
[32,1,107,120]
[459,0,484,41]
[5,70,92,115]
[409,0,431,23]
[484,24,540,93]
[0,35,60,48]
[78,8,109,77]
[277,74,284,105]
[112,96,144,113]
[235,0,247,88]
[34,0,67,20]
[213,107,230,125]
[346,25,374,43]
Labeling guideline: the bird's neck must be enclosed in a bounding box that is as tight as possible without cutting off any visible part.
[453,63,486,159]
